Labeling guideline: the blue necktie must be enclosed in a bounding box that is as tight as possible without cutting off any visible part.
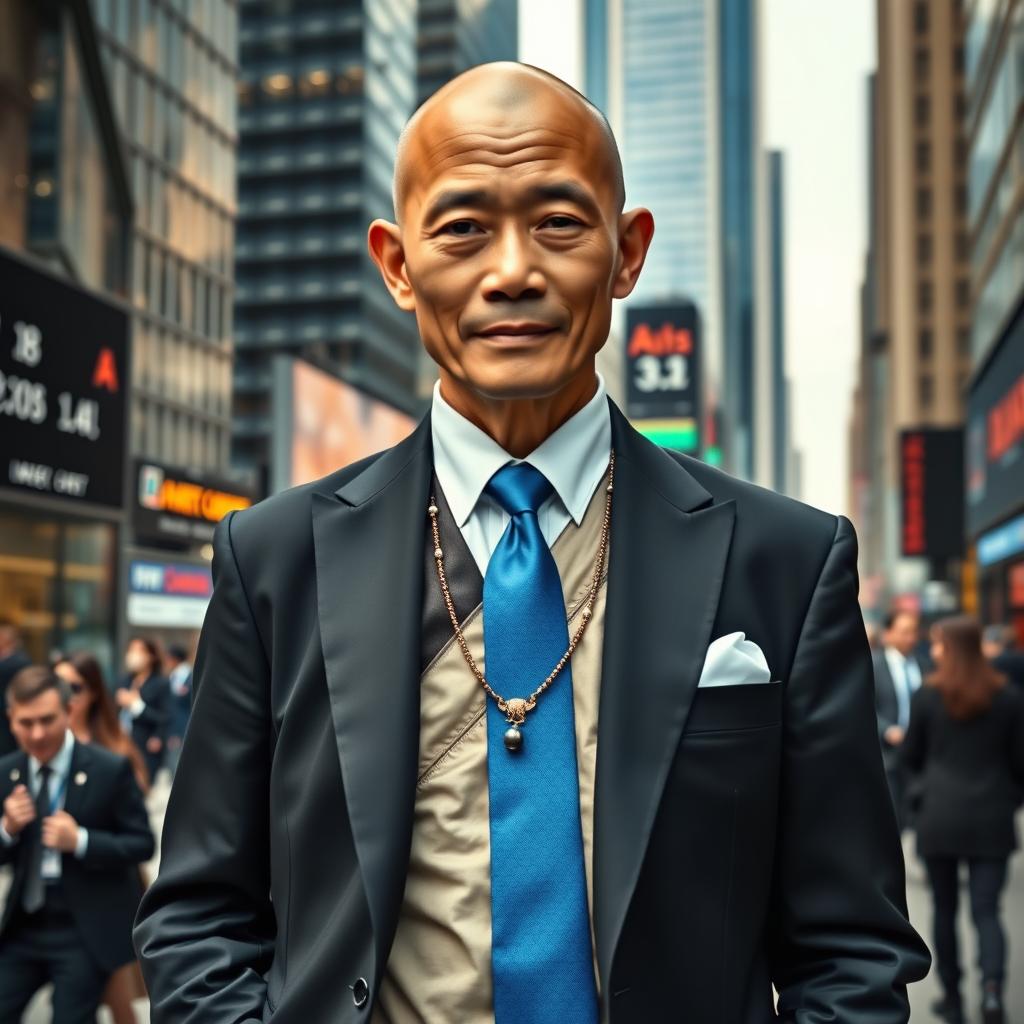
[483,463,599,1023]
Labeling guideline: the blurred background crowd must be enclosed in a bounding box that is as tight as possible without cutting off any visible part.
[0,0,1022,1020]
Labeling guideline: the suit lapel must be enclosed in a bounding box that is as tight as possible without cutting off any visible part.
[311,415,433,981]
[63,739,89,822]
[593,404,736,991]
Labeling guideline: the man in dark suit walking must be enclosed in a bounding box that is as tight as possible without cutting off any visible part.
[0,621,32,757]
[873,609,924,828]
[0,666,154,1022]
[135,63,928,1022]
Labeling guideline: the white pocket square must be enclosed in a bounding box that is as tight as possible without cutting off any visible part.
[697,631,772,688]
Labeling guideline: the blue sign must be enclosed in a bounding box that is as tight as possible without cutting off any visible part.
[977,513,1024,568]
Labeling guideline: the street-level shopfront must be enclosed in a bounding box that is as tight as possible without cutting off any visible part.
[0,248,129,676]
[967,301,1024,639]
[120,458,254,660]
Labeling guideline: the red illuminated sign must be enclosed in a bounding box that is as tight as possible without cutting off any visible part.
[902,433,926,556]
[899,428,965,560]
[988,374,1024,463]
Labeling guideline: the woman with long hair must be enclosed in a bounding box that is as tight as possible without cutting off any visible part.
[904,615,1024,1024]
[54,652,150,1024]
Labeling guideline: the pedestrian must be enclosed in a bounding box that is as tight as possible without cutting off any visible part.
[904,615,1024,1024]
[982,623,1024,690]
[135,62,928,1021]
[0,620,32,757]
[0,665,154,1023]
[114,637,170,786]
[55,652,151,1024]
[873,608,924,827]
[162,643,193,779]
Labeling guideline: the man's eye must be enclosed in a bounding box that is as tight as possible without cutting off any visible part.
[541,215,581,230]
[441,220,482,236]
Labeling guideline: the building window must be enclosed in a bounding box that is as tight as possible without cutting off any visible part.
[915,94,930,127]
[918,279,934,313]
[956,231,970,261]
[916,140,931,173]
[917,233,933,264]
[918,328,934,358]
[919,374,934,408]
[954,45,964,75]
[914,2,928,34]
[956,277,971,308]
[915,49,930,83]
[957,326,970,354]
[916,186,932,218]
[954,184,967,215]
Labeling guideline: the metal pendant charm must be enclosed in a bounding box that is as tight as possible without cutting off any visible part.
[504,726,523,752]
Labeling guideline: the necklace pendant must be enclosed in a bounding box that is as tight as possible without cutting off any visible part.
[504,725,523,752]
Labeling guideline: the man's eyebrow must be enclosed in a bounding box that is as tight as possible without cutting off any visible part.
[526,181,602,217]
[422,188,495,223]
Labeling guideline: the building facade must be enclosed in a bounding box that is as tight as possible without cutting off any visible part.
[584,0,774,482]
[0,0,241,672]
[233,0,517,491]
[964,0,1024,634]
[849,0,971,607]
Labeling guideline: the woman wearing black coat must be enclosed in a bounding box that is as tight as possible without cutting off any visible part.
[115,636,172,785]
[904,615,1024,1024]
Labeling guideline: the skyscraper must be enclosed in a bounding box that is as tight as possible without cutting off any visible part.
[233,0,518,489]
[849,0,970,599]
[417,0,518,107]
[584,0,768,480]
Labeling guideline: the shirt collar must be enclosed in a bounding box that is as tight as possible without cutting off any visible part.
[30,729,74,780]
[430,373,611,527]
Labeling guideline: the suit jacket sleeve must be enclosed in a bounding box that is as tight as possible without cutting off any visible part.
[770,516,930,1022]
[81,756,155,870]
[134,511,274,1023]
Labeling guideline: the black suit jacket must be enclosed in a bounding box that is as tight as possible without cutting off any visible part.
[116,672,172,750]
[872,650,922,773]
[0,739,154,972]
[903,683,1024,858]
[135,404,929,1023]
[0,651,32,757]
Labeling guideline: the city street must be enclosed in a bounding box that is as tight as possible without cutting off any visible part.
[13,791,1024,1021]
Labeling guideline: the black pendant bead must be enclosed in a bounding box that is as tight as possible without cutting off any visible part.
[504,726,523,752]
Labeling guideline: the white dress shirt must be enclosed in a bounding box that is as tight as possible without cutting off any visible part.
[430,373,612,575]
[0,729,89,869]
[884,647,922,732]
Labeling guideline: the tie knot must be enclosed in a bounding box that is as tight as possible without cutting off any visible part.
[38,765,51,781]
[485,463,554,516]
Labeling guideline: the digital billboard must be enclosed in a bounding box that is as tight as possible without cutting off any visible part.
[900,428,964,560]
[624,303,702,452]
[0,248,128,509]
[271,356,416,491]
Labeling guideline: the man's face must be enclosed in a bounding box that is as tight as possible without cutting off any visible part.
[886,614,919,657]
[8,689,68,764]
[374,80,647,404]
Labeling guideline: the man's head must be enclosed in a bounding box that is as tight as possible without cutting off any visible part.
[6,665,70,764]
[369,63,653,430]
[0,620,21,659]
[883,610,919,658]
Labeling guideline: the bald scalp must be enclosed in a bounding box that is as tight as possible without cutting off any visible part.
[392,62,625,222]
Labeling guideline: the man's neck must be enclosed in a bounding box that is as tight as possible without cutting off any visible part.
[438,369,599,458]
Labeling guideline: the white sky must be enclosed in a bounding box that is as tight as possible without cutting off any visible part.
[519,0,876,515]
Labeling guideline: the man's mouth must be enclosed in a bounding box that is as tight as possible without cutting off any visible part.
[476,322,558,341]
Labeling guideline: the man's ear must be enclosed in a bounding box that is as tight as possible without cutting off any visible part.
[368,220,416,312]
[612,207,655,300]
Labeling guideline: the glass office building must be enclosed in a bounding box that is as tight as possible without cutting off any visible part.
[584,0,764,478]
[91,0,239,474]
[232,0,419,486]
[417,0,518,107]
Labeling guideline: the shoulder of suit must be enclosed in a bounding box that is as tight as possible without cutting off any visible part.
[0,748,25,775]
[665,449,840,575]
[73,739,132,777]
[219,448,390,556]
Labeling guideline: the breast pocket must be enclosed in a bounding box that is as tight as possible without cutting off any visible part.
[684,680,783,734]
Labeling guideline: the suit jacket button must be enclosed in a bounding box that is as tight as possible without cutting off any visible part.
[351,977,369,1009]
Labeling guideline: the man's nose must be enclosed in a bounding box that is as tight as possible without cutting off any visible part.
[483,228,546,300]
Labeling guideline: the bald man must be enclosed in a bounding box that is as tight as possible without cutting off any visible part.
[135,64,928,1023]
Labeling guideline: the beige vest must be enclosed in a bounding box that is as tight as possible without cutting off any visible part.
[373,470,610,1023]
